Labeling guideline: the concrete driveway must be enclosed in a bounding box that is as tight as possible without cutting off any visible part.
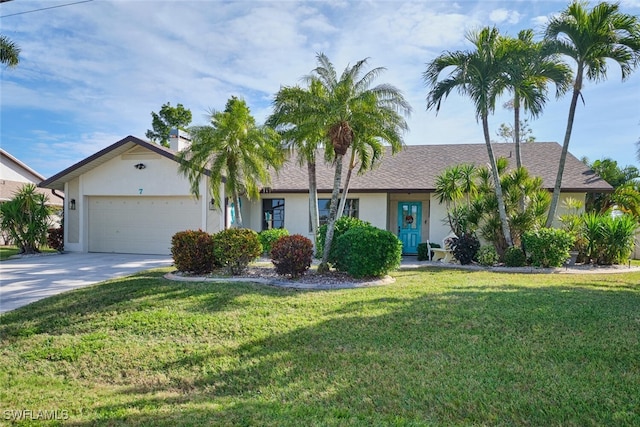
[0,253,173,314]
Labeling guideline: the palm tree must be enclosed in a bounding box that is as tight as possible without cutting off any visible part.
[434,163,478,236]
[302,53,411,272]
[178,96,284,228]
[336,105,405,218]
[587,158,640,218]
[544,1,640,227]
[267,81,326,241]
[0,35,20,67]
[424,26,514,247]
[498,29,572,168]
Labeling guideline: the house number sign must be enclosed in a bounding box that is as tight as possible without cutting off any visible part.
[139,188,143,194]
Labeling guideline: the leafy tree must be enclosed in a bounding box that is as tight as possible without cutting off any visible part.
[146,102,192,147]
[294,53,411,272]
[0,184,50,254]
[586,158,640,218]
[544,1,640,227]
[0,34,20,67]
[494,120,536,144]
[497,29,572,168]
[178,97,284,227]
[424,27,514,248]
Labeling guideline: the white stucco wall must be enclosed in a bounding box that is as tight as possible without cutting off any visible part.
[245,192,389,241]
[0,154,42,183]
[63,146,222,252]
[81,150,194,196]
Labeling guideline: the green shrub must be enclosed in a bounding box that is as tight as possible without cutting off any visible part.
[523,228,575,268]
[477,245,499,266]
[582,212,637,265]
[47,227,64,252]
[258,228,289,255]
[417,243,429,261]
[503,246,526,267]
[332,226,402,278]
[316,216,371,260]
[270,234,314,278]
[450,233,480,265]
[171,230,216,274]
[213,228,262,275]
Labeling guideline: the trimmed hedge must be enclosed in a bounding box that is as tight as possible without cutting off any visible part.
[316,216,371,260]
[171,230,216,274]
[332,226,402,278]
[258,228,289,256]
[270,234,314,278]
[47,227,64,252]
[213,228,262,275]
[504,246,527,267]
[523,228,574,268]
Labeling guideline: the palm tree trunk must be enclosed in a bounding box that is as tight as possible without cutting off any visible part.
[233,191,243,228]
[514,95,526,215]
[546,67,583,227]
[318,154,344,272]
[308,160,319,242]
[514,95,522,169]
[337,147,357,218]
[482,114,513,247]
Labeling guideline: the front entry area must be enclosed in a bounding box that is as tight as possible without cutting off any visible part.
[398,201,421,254]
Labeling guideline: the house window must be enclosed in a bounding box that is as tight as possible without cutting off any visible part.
[262,198,285,230]
[316,198,359,227]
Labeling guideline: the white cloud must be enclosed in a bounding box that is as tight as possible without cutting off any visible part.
[1,0,638,176]
[489,8,522,25]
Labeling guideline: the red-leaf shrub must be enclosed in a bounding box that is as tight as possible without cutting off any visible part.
[212,228,262,275]
[171,230,216,274]
[270,234,314,278]
[47,227,64,252]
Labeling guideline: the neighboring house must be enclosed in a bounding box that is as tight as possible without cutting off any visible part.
[1,149,63,244]
[40,135,612,256]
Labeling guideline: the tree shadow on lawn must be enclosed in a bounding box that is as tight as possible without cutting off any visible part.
[75,283,640,426]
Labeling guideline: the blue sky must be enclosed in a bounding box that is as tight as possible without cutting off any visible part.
[1,0,639,178]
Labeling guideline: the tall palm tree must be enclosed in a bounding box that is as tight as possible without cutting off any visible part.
[178,96,284,228]
[336,104,405,218]
[544,1,640,227]
[498,29,572,168]
[0,35,20,67]
[424,26,514,247]
[302,53,411,272]
[267,81,326,241]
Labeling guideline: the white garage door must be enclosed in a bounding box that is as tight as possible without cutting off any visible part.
[88,196,202,255]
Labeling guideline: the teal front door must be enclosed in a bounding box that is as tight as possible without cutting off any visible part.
[398,201,421,254]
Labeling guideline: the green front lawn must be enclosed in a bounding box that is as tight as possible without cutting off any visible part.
[0,245,58,261]
[1,267,640,426]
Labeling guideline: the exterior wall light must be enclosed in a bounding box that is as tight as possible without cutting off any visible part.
[134,163,146,170]
[69,199,76,210]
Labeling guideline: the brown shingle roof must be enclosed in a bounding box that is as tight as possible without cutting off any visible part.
[1,180,63,205]
[268,142,612,193]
